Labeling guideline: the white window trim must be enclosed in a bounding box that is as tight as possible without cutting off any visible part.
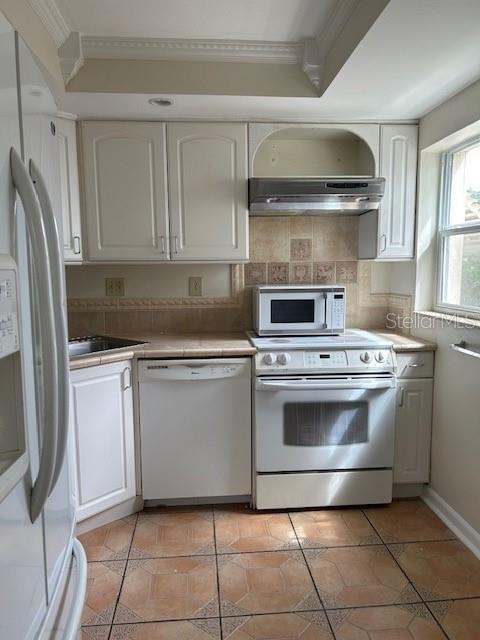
[435,135,480,318]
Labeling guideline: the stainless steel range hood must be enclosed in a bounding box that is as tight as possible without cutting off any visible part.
[249,177,385,215]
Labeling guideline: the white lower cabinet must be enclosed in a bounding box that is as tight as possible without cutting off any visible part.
[394,377,433,484]
[69,360,135,521]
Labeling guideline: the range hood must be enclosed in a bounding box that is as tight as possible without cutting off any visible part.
[249,177,385,215]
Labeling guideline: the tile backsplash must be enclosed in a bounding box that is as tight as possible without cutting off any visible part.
[67,215,412,337]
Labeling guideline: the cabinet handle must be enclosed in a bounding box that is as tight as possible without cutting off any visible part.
[123,367,131,390]
[158,235,166,254]
[408,362,424,368]
[173,236,179,254]
[73,235,81,254]
[380,233,387,253]
[398,386,405,407]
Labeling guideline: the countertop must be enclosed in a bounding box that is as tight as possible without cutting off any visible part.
[372,331,437,352]
[70,332,256,369]
[69,329,437,370]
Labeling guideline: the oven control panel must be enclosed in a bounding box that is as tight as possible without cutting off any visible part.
[304,351,347,367]
[255,348,394,374]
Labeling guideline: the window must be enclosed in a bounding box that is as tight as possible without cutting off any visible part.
[437,137,480,314]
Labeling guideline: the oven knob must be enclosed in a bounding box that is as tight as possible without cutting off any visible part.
[360,351,372,363]
[375,351,385,363]
[262,353,277,366]
[277,352,291,365]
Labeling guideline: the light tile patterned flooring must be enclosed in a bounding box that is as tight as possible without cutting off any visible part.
[78,500,480,639]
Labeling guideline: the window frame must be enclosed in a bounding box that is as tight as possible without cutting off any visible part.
[435,135,480,317]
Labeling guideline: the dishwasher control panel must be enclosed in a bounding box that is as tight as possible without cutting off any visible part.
[139,358,251,382]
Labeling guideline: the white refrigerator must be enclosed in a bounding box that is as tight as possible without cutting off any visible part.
[0,12,86,640]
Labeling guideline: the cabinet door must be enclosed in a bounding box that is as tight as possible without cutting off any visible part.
[56,118,83,262]
[167,122,248,260]
[23,115,62,235]
[378,125,418,259]
[69,361,135,521]
[394,378,433,484]
[82,121,169,261]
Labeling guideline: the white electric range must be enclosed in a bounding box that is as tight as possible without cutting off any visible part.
[249,329,397,510]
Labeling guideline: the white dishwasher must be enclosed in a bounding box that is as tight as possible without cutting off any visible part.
[138,358,251,501]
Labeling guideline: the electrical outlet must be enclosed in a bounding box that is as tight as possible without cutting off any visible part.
[105,277,125,297]
[188,276,203,297]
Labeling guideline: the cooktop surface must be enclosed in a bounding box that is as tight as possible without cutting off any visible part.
[249,329,393,350]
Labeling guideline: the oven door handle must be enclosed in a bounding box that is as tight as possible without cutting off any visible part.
[256,378,395,391]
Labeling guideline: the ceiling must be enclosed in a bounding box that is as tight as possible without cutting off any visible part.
[56,0,336,41]
[29,0,480,121]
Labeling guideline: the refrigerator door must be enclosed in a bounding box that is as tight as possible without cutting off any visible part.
[0,17,47,639]
[18,34,76,605]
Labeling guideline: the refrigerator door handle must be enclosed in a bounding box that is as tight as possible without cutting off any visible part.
[10,148,59,522]
[62,539,88,640]
[29,159,69,495]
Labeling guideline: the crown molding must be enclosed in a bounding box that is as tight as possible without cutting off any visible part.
[27,0,70,47]
[59,31,84,83]
[302,0,360,93]
[316,0,360,55]
[81,35,302,64]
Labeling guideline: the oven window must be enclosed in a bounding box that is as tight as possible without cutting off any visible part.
[271,299,314,323]
[283,401,368,446]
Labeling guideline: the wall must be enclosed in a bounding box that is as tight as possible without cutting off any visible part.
[409,76,480,533]
[67,215,409,337]
[246,215,406,329]
[67,58,316,97]
[1,0,63,96]
[67,263,246,337]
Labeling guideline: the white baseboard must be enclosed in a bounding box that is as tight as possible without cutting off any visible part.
[393,483,424,498]
[75,495,144,535]
[422,487,480,560]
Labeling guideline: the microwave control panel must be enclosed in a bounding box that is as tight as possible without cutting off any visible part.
[331,294,346,330]
[0,259,20,359]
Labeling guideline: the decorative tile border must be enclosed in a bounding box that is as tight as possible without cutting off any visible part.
[67,257,412,334]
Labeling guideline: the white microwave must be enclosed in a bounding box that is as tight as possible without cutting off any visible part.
[253,285,346,336]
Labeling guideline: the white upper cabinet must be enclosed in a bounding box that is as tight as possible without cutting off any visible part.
[358,124,418,260]
[56,118,83,262]
[167,122,248,261]
[378,124,418,259]
[22,115,62,232]
[82,121,169,261]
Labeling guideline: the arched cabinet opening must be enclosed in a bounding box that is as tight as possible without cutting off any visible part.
[252,127,376,178]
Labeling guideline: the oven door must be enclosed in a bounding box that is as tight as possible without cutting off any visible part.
[255,376,395,472]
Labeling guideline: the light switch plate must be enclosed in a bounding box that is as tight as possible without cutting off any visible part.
[188,276,203,297]
[105,277,125,297]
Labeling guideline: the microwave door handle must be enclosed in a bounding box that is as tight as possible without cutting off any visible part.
[324,292,332,330]
[256,379,394,391]
[29,160,69,495]
[10,148,59,522]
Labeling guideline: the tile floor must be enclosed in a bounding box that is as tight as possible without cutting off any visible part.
[78,500,480,639]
